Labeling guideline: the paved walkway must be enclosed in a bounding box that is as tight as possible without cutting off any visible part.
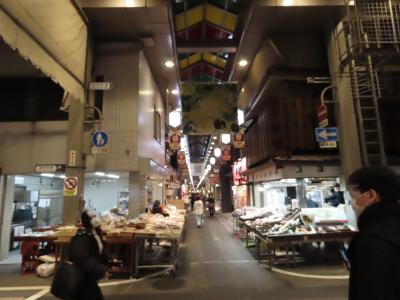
[0,213,349,299]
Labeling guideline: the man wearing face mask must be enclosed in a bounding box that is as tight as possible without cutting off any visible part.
[347,166,400,300]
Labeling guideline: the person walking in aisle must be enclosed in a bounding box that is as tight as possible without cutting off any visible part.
[193,195,204,227]
[207,194,215,217]
[347,165,400,300]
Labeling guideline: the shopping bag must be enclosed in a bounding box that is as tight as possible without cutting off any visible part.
[50,260,83,299]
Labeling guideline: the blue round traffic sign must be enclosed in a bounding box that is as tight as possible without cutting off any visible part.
[92,131,109,147]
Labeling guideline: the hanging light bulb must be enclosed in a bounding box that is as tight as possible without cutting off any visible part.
[207,164,212,170]
[210,157,216,165]
[214,147,221,157]
[221,133,231,144]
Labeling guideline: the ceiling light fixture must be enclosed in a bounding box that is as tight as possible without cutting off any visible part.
[107,174,120,179]
[213,136,217,140]
[165,60,174,68]
[171,89,179,95]
[282,0,295,6]
[41,173,55,178]
[238,59,248,67]
[214,147,221,158]
[125,0,135,7]
[95,172,105,176]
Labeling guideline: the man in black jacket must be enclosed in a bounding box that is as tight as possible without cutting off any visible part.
[347,166,400,300]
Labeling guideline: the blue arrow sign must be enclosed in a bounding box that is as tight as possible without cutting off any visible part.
[315,127,338,142]
[92,131,109,147]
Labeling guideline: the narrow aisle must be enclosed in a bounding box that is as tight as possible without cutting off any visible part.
[53,213,348,300]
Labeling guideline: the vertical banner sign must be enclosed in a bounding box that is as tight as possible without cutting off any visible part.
[177,151,186,164]
[232,132,245,149]
[168,130,181,151]
[317,104,329,128]
[221,144,231,161]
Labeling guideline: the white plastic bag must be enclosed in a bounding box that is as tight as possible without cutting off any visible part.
[36,262,55,278]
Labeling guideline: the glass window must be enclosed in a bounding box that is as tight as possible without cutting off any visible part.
[154,105,161,144]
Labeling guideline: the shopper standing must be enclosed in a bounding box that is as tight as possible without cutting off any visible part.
[207,195,215,217]
[347,165,400,300]
[193,196,205,227]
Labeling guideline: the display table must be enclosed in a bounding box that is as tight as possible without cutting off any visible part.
[254,230,356,269]
[133,227,185,278]
[13,235,56,273]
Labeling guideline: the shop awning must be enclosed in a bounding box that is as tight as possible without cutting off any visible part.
[0,0,88,102]
[243,156,341,182]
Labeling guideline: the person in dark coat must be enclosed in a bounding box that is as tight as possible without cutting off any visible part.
[207,195,215,216]
[68,211,109,300]
[347,166,400,300]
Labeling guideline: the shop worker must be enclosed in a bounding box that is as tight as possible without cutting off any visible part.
[152,200,169,217]
[51,210,109,300]
[347,165,400,300]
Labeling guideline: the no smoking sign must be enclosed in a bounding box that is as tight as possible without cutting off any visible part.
[64,177,78,197]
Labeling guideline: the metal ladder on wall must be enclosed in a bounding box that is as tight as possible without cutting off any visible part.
[350,56,387,165]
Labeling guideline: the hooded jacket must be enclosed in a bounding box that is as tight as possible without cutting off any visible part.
[348,201,400,300]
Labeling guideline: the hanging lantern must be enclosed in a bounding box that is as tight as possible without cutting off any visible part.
[210,157,216,165]
[168,110,181,127]
[221,133,231,144]
[214,147,221,157]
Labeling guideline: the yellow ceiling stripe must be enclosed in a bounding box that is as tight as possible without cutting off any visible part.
[179,53,203,69]
[205,4,237,33]
[175,14,185,32]
[175,4,237,33]
[203,53,226,69]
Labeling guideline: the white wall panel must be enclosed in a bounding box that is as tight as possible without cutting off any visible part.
[84,177,129,215]
[0,122,67,174]
[138,51,166,167]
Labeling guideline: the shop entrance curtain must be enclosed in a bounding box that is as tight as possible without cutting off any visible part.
[0,0,87,102]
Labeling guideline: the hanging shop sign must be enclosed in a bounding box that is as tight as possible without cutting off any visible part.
[168,130,181,151]
[177,151,186,164]
[233,157,247,186]
[92,131,109,154]
[221,144,231,161]
[317,104,329,128]
[232,132,245,149]
[34,164,65,173]
[64,176,78,197]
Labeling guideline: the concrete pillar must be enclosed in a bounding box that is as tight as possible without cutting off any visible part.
[0,176,15,260]
[128,172,147,218]
[220,164,233,213]
[296,179,306,208]
[327,30,362,178]
[63,97,86,225]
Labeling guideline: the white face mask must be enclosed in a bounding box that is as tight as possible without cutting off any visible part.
[350,190,371,217]
[90,217,101,228]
